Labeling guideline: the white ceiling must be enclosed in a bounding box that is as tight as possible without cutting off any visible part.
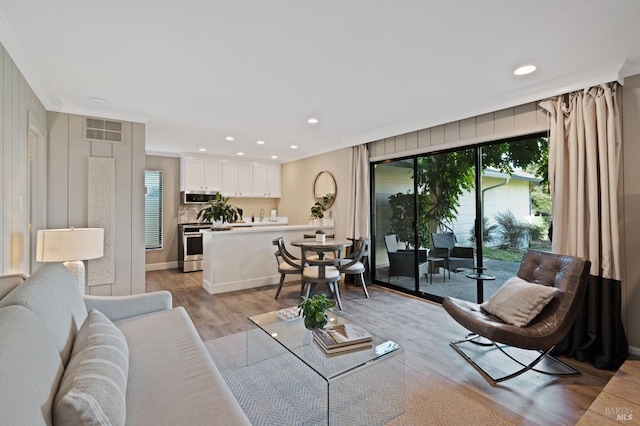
[2,1,640,163]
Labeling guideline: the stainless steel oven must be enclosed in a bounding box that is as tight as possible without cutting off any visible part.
[178,223,212,272]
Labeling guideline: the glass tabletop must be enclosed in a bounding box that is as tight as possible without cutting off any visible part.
[247,309,401,380]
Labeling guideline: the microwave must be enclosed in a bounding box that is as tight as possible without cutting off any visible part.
[181,191,218,204]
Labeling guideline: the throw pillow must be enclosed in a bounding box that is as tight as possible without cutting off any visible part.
[54,309,129,426]
[480,276,558,327]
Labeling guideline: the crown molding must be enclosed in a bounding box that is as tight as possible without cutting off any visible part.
[0,9,52,108]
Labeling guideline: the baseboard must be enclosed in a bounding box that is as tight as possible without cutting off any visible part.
[628,345,640,356]
[145,261,179,271]
[203,275,280,294]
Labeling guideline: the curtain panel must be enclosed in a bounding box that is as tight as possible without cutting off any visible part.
[346,145,370,239]
[540,83,628,369]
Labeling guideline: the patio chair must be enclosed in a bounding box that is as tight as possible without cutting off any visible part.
[442,249,591,384]
[384,234,429,282]
[430,232,474,273]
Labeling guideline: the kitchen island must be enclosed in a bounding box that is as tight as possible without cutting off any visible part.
[201,225,335,294]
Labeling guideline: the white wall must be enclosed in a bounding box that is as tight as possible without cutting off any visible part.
[47,112,146,296]
[0,43,47,275]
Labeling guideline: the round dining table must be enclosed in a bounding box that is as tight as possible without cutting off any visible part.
[290,238,353,260]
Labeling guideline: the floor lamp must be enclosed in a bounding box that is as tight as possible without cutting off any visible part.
[36,228,104,295]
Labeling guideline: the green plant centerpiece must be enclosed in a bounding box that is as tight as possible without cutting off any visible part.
[298,294,336,330]
[196,193,240,225]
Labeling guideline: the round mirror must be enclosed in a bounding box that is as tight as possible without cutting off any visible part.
[313,171,337,209]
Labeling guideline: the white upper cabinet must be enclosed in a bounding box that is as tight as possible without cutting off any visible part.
[184,155,280,198]
[221,161,239,196]
[252,163,280,197]
[181,157,221,192]
[267,163,281,198]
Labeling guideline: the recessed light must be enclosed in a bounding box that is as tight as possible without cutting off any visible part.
[513,65,536,76]
[237,152,244,156]
[290,145,298,149]
[89,97,108,103]
[307,117,318,124]
[271,155,278,159]
[226,136,235,141]
[257,140,265,145]
[198,148,207,152]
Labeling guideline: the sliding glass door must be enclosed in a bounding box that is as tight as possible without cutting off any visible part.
[372,158,418,292]
[371,135,550,303]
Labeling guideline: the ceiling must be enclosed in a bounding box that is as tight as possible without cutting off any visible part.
[1,1,640,163]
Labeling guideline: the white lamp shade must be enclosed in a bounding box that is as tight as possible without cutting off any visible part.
[36,228,104,262]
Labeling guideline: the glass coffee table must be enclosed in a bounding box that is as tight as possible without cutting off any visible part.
[246,309,405,425]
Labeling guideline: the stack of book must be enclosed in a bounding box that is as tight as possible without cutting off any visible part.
[312,323,373,357]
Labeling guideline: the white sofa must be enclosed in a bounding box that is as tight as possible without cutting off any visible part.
[0,263,250,425]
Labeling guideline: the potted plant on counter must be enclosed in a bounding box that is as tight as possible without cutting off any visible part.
[197,193,240,227]
[298,294,336,330]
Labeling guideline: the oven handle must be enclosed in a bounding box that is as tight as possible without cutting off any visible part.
[184,232,206,236]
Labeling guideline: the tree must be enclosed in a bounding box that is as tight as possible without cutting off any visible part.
[388,136,549,249]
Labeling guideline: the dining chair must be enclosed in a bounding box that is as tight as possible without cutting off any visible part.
[338,238,370,298]
[301,247,343,310]
[272,237,304,299]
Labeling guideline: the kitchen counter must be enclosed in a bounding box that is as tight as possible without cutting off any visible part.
[201,225,335,294]
[204,224,334,234]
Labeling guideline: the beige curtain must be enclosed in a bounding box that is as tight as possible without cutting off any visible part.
[541,84,621,279]
[540,82,627,369]
[346,145,370,239]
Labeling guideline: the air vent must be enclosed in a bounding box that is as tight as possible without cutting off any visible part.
[84,117,124,143]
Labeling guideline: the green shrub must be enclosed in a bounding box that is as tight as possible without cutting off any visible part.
[494,210,530,249]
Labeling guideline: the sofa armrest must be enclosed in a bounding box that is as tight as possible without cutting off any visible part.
[83,291,173,322]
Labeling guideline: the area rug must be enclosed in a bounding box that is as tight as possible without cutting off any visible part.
[204,332,514,425]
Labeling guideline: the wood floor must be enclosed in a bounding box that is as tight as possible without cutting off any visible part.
[146,269,616,425]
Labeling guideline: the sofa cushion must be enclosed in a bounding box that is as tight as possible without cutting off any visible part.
[481,276,558,327]
[116,307,250,425]
[0,305,64,425]
[0,263,87,365]
[54,309,129,426]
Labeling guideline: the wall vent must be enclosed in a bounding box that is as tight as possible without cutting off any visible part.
[84,117,124,143]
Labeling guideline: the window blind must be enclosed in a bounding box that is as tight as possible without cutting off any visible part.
[144,170,163,250]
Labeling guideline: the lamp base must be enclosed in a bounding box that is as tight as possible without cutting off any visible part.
[63,260,86,295]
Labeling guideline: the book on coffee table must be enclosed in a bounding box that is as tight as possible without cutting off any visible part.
[313,324,373,349]
[313,338,373,357]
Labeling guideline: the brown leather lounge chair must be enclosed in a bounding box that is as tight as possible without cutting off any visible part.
[442,250,590,384]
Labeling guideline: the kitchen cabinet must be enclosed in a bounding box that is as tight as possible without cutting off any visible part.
[184,155,280,198]
[221,161,253,197]
[181,157,221,192]
[253,163,281,197]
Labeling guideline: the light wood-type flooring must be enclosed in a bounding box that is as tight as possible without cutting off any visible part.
[146,269,617,425]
